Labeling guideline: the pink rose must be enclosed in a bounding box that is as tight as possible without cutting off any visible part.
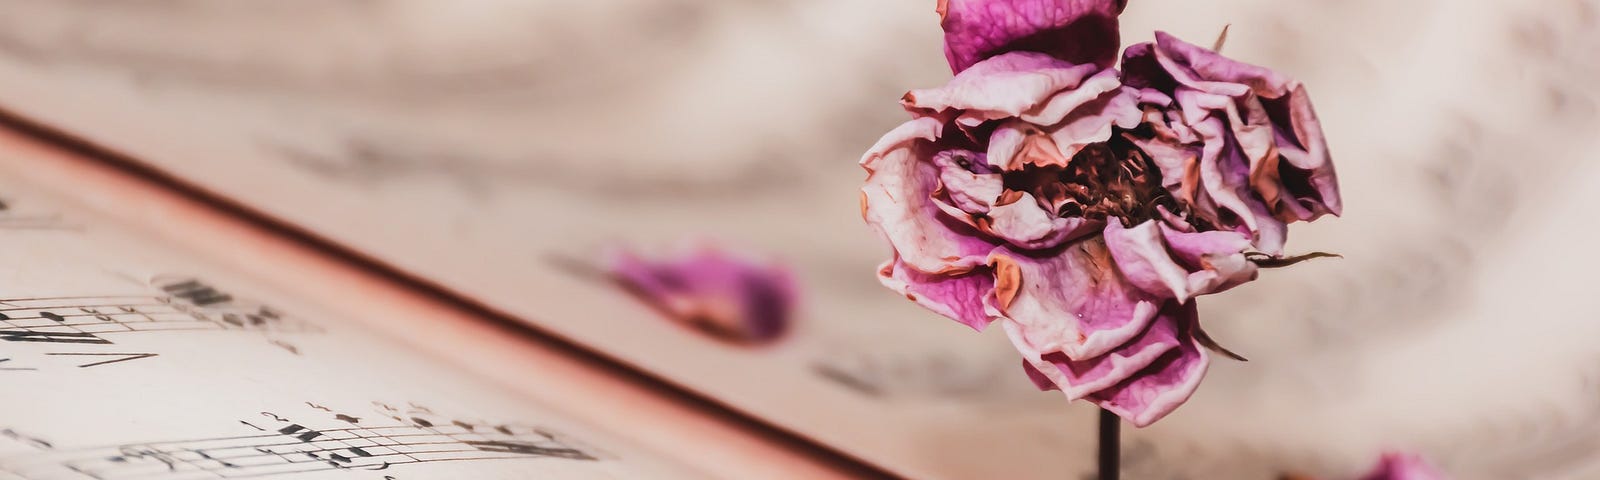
[861,0,1339,426]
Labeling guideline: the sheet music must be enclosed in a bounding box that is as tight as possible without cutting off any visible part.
[0,1,1597,479]
[0,174,703,479]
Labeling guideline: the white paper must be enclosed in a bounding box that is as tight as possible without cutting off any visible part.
[0,171,704,479]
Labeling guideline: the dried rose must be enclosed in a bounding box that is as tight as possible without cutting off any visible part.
[605,245,797,344]
[861,2,1339,426]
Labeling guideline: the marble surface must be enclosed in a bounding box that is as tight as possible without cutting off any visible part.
[0,0,1596,478]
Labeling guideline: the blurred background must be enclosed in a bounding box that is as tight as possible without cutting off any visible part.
[0,0,1596,478]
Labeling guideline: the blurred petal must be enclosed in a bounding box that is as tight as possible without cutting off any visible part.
[1086,301,1210,427]
[607,246,797,343]
[989,238,1162,360]
[939,0,1125,73]
[1358,453,1449,480]
[878,258,997,331]
[862,117,1001,273]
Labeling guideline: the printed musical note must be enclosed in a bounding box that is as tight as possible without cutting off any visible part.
[0,401,601,479]
[0,289,318,347]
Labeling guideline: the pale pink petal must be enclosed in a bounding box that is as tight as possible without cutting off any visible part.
[862,118,1000,273]
[1018,68,1125,125]
[984,191,1099,249]
[904,51,1099,122]
[932,150,1004,214]
[1358,452,1449,480]
[1043,86,1143,159]
[1086,302,1210,427]
[878,258,996,331]
[1103,220,1259,302]
[1018,311,1181,400]
[1103,220,1195,302]
[988,238,1162,361]
[1157,222,1258,295]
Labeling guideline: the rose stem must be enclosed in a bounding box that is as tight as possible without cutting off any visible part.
[1098,408,1120,480]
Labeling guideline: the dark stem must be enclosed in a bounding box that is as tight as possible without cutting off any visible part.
[1098,408,1119,480]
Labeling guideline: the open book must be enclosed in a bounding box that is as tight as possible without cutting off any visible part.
[1,2,1599,479]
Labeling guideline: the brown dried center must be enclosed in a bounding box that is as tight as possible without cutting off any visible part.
[1001,140,1174,225]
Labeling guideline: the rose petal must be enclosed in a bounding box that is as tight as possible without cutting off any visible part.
[1018,68,1126,126]
[1158,222,1258,295]
[1358,452,1449,480]
[939,0,1125,73]
[1124,32,1341,225]
[862,117,1000,274]
[1085,301,1210,427]
[983,191,1099,249]
[988,237,1162,361]
[1042,86,1143,159]
[878,257,996,331]
[932,150,1004,214]
[1188,112,1289,254]
[1103,220,1195,302]
[987,120,1071,170]
[607,247,797,343]
[1017,310,1182,400]
[904,51,1099,123]
[1104,220,1258,302]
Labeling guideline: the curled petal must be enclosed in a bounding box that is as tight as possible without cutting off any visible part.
[862,118,1000,273]
[878,258,996,331]
[932,150,1004,214]
[904,52,1099,123]
[1103,220,1258,303]
[1124,32,1341,225]
[1042,86,1142,160]
[1018,309,1181,400]
[1104,220,1194,302]
[1018,68,1126,126]
[987,120,1071,170]
[1085,301,1210,427]
[939,0,1125,73]
[984,84,1139,171]
[607,246,797,344]
[982,191,1099,249]
[988,238,1161,361]
[1189,113,1289,254]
